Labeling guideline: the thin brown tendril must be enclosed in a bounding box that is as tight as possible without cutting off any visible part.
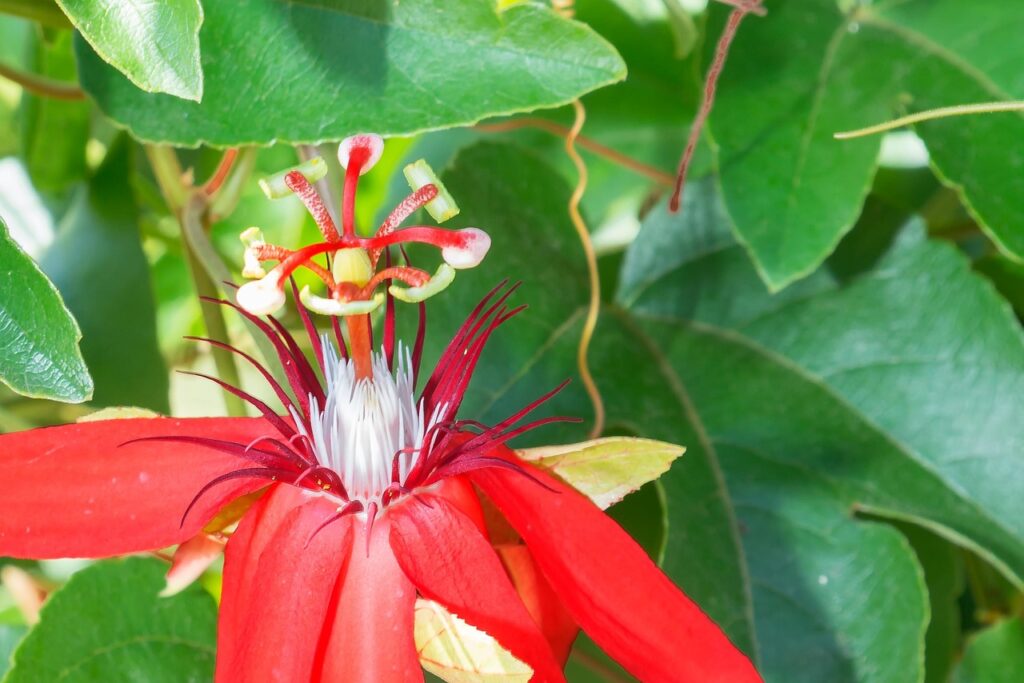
[669,0,765,212]
[834,101,1024,140]
[0,61,85,101]
[476,118,674,187]
[565,100,606,439]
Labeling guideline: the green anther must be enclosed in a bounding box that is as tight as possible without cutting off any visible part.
[332,248,374,287]
[403,159,460,223]
[299,287,385,317]
[258,156,329,199]
[389,263,456,303]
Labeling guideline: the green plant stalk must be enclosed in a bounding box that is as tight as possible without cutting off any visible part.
[182,238,248,418]
[0,0,70,27]
[145,145,247,417]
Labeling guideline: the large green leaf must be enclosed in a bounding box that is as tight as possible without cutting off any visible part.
[617,183,1024,680]
[953,617,1024,683]
[423,140,1024,682]
[74,0,625,146]
[0,215,91,403]
[4,557,217,682]
[40,137,168,411]
[55,0,203,101]
[708,0,1024,289]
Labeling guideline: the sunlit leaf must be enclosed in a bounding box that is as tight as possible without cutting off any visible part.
[55,0,203,101]
[415,598,532,683]
[0,215,91,403]
[74,0,625,146]
[517,437,683,509]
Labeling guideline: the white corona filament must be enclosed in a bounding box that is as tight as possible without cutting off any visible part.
[290,340,446,505]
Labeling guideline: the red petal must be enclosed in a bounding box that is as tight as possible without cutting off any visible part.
[496,544,578,666]
[0,417,274,558]
[316,516,422,683]
[217,484,352,682]
[390,496,566,683]
[472,458,762,683]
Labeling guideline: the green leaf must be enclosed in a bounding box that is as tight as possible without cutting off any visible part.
[867,0,1024,267]
[54,0,203,101]
[415,598,533,683]
[74,0,625,147]
[4,557,217,682]
[896,524,963,683]
[425,140,1024,682]
[40,137,169,412]
[0,624,26,678]
[617,181,1024,680]
[517,437,683,510]
[953,617,1024,683]
[708,0,1024,289]
[0,215,91,402]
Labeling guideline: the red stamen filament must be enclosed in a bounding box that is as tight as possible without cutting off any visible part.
[371,185,439,266]
[265,227,473,292]
[285,172,342,243]
[342,147,370,238]
[254,245,336,289]
[360,266,431,295]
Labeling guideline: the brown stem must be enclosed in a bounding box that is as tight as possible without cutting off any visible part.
[203,148,239,196]
[669,0,765,212]
[0,61,84,100]
[476,118,675,187]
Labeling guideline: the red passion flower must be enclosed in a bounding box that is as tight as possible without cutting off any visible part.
[0,136,761,682]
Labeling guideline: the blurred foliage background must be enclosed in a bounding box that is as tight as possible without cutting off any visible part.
[1,0,1023,681]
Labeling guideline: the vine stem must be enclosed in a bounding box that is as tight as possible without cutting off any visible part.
[669,0,765,212]
[145,145,247,418]
[565,100,606,439]
[476,118,674,187]
[834,101,1024,139]
[0,61,84,100]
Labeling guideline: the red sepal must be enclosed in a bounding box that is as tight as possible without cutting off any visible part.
[217,484,352,682]
[390,496,567,683]
[471,453,762,683]
[315,516,422,683]
[0,417,273,559]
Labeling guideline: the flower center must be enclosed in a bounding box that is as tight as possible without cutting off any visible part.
[289,341,445,506]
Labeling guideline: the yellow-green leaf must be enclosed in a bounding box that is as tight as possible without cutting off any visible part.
[517,437,684,510]
[414,599,532,683]
[76,406,160,422]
